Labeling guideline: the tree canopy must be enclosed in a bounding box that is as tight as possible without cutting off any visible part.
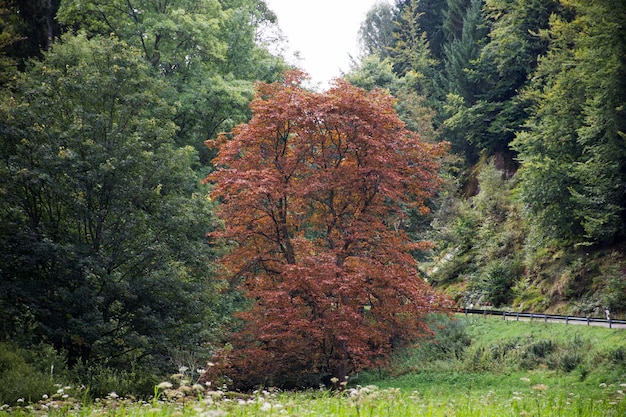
[202,71,451,389]
[0,32,232,372]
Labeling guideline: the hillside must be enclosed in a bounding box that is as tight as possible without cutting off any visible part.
[424,158,626,319]
[351,0,626,318]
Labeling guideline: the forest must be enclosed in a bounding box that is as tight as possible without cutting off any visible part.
[0,0,625,397]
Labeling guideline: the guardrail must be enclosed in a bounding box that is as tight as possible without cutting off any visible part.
[455,308,626,329]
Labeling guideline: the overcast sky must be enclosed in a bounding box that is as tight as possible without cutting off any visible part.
[264,0,391,89]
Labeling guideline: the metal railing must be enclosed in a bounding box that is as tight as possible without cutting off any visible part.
[456,308,626,329]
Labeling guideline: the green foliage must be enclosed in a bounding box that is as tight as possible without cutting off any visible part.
[512,0,626,246]
[596,252,626,312]
[56,0,286,164]
[389,0,439,85]
[359,2,395,58]
[371,315,471,378]
[442,0,486,104]
[0,343,57,405]
[382,0,626,296]
[428,159,526,306]
[70,362,158,400]
[0,33,228,374]
[473,259,521,307]
[0,0,61,68]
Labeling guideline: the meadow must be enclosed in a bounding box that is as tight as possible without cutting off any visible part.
[2,315,625,416]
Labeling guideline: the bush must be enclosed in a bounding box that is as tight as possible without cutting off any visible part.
[70,362,159,399]
[608,346,626,365]
[529,339,555,358]
[0,343,56,405]
[419,315,472,361]
[479,259,520,307]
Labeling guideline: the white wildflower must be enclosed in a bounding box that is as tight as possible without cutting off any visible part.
[200,411,227,417]
[157,381,173,390]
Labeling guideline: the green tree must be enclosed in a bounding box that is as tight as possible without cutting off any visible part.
[359,2,396,58]
[441,0,557,157]
[346,55,437,135]
[57,0,286,164]
[0,1,20,85]
[0,33,228,371]
[442,0,470,42]
[442,0,486,104]
[390,0,439,83]
[437,0,490,161]
[395,0,447,61]
[477,0,558,102]
[0,0,61,60]
[512,0,626,245]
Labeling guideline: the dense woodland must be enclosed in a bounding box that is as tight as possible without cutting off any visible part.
[355,0,626,316]
[0,0,625,394]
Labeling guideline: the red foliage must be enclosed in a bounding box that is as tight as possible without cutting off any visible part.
[203,70,452,389]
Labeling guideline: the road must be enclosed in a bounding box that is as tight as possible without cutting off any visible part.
[457,309,626,330]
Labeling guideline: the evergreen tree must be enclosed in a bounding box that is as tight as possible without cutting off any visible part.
[359,2,396,58]
[395,0,447,60]
[442,0,471,42]
[390,0,439,97]
[442,0,486,104]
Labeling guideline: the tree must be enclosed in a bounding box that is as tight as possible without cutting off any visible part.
[512,0,626,245]
[56,0,286,164]
[442,0,487,104]
[0,33,228,373]
[394,0,447,61]
[390,0,439,81]
[203,71,451,389]
[440,0,558,158]
[359,2,396,59]
[0,0,61,60]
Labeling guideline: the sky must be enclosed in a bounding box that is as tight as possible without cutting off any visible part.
[264,0,390,90]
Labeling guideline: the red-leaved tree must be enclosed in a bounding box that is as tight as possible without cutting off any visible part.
[203,70,451,389]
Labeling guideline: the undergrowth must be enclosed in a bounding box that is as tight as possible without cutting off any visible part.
[1,315,625,416]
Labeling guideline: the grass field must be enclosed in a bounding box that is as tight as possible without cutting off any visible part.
[2,315,625,416]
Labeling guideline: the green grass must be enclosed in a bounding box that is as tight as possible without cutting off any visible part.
[2,316,625,416]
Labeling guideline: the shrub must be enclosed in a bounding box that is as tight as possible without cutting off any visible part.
[0,343,56,405]
[529,339,555,358]
[608,346,626,365]
[70,362,158,399]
